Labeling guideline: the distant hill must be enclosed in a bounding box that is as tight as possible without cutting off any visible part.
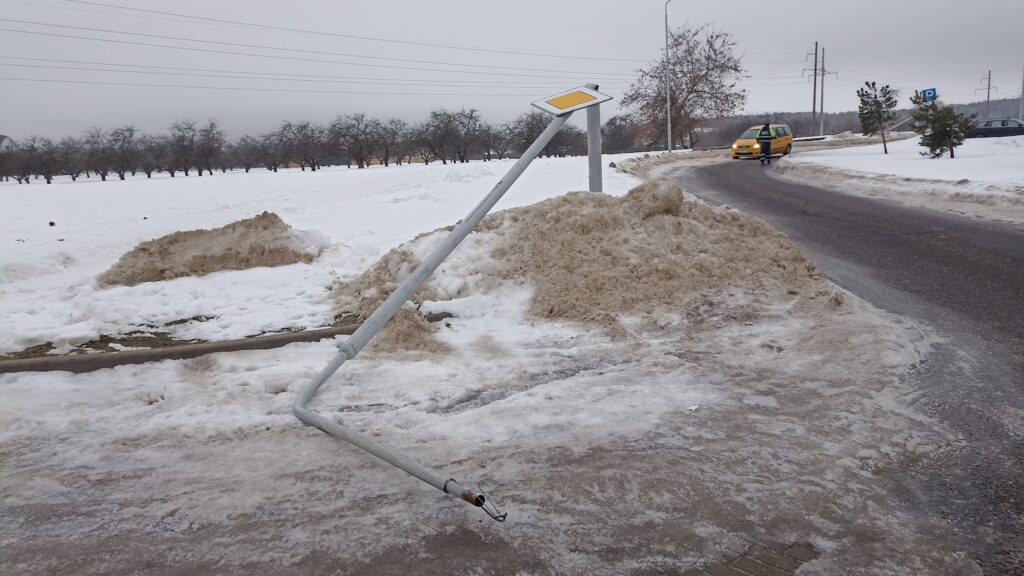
[693,97,1020,148]
[950,97,1020,120]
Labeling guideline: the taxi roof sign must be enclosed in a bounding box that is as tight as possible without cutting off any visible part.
[532,85,612,116]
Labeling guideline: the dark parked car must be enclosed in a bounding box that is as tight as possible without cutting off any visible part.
[965,118,1024,138]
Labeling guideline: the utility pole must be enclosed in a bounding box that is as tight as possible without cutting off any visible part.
[818,47,838,136]
[1019,63,1023,120]
[804,42,819,134]
[985,70,992,118]
[820,47,826,136]
[664,0,673,151]
[976,70,998,118]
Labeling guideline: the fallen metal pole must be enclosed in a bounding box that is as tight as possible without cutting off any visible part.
[293,111,572,521]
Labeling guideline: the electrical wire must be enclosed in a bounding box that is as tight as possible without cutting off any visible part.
[0,76,564,96]
[0,57,633,87]
[0,62,633,89]
[374,0,652,37]
[63,0,653,63]
[0,28,636,81]
[0,19,639,77]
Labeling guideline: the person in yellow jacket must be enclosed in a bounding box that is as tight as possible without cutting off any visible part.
[757,122,775,165]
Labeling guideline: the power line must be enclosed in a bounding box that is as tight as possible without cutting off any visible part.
[375,0,652,37]
[0,19,639,77]
[0,56,632,86]
[63,0,652,63]
[0,62,633,89]
[0,76,564,97]
[0,28,635,81]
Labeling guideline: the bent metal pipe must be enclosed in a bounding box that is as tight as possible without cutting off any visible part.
[291,112,572,522]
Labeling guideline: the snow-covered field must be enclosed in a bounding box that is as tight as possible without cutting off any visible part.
[774,135,1024,224]
[0,157,640,353]
[0,157,977,574]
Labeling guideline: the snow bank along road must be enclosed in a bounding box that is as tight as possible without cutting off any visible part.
[677,159,1024,575]
[0,155,996,575]
[772,135,1024,224]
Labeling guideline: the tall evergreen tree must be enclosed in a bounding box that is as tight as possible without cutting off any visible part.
[909,92,973,159]
[856,82,899,154]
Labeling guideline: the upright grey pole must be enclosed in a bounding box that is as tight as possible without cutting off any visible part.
[586,85,602,192]
[664,0,673,151]
[292,112,571,522]
[811,42,818,135]
[819,47,826,137]
[986,70,992,119]
[1019,63,1023,120]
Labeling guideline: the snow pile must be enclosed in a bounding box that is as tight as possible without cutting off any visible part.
[333,180,826,350]
[776,134,1024,222]
[332,247,453,353]
[482,180,823,327]
[829,131,858,140]
[96,211,329,287]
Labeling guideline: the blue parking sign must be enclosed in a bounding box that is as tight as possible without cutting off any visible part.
[921,88,938,102]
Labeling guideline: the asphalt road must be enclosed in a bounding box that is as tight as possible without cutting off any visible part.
[675,160,1024,575]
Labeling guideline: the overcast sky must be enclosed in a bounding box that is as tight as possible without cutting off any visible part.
[2,0,1022,139]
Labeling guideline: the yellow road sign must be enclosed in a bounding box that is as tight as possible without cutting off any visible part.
[532,85,612,116]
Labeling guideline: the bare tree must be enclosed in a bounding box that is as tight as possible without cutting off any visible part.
[374,118,407,167]
[169,120,198,176]
[622,23,746,149]
[453,108,482,163]
[109,126,139,180]
[10,141,34,184]
[83,128,112,181]
[331,113,378,169]
[35,137,63,184]
[57,137,85,181]
[259,131,286,172]
[510,111,551,155]
[196,119,226,176]
[230,135,262,173]
[602,114,640,153]
[135,134,163,178]
[480,122,513,160]
[410,123,438,165]
[424,109,457,164]
[280,121,329,171]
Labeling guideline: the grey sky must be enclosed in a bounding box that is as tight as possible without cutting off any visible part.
[2,0,1022,139]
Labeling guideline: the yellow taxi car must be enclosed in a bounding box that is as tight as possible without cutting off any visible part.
[731,124,793,159]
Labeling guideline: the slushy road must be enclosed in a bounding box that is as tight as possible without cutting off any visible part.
[676,160,1024,575]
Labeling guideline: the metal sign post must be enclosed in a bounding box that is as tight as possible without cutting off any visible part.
[530,84,612,193]
[293,85,611,522]
[586,85,603,192]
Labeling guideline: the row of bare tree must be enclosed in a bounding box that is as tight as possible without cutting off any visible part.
[1,108,598,184]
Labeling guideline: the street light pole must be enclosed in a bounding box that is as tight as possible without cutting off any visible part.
[664,0,673,152]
